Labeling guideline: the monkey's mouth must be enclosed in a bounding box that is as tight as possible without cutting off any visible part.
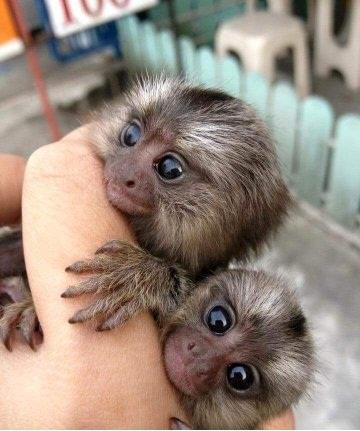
[164,332,199,397]
[105,181,152,216]
[164,330,216,398]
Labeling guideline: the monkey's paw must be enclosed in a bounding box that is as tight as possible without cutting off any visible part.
[0,297,40,351]
[62,240,176,331]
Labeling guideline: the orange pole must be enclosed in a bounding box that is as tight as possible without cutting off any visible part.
[9,0,62,141]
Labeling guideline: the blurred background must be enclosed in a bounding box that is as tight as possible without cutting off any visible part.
[0,0,359,428]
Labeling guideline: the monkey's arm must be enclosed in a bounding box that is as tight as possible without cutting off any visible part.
[0,279,38,350]
[63,240,192,330]
[0,230,39,350]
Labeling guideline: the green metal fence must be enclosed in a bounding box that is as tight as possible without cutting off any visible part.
[117,15,360,237]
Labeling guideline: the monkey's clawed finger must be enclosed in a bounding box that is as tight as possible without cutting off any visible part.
[18,305,38,350]
[0,300,39,351]
[62,268,128,299]
[65,258,107,274]
[68,290,126,325]
[67,287,143,330]
[96,302,140,331]
[95,240,125,256]
[61,276,104,298]
[0,304,19,350]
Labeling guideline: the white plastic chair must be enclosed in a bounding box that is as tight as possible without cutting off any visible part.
[215,11,311,97]
[314,0,360,91]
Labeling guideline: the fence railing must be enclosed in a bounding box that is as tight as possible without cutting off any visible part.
[117,15,360,238]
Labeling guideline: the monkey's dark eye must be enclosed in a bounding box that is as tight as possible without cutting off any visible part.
[121,122,141,147]
[227,363,258,392]
[206,305,232,335]
[155,155,183,181]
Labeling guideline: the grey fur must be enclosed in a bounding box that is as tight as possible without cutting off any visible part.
[163,269,315,429]
[92,75,292,276]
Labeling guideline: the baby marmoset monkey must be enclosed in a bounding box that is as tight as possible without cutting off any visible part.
[162,269,314,429]
[0,75,291,346]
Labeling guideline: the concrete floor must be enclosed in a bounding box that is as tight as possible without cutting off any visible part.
[266,215,360,429]
[0,45,124,156]
[0,46,359,429]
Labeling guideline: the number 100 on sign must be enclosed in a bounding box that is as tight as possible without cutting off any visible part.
[44,0,158,37]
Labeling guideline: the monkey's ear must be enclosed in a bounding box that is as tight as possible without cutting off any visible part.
[170,417,192,430]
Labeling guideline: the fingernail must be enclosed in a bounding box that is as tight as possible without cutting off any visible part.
[170,418,192,430]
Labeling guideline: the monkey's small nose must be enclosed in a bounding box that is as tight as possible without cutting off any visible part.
[188,342,196,351]
[126,180,135,188]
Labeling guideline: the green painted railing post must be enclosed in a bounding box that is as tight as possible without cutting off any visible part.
[197,46,218,89]
[218,55,244,98]
[243,72,270,120]
[142,21,162,72]
[326,115,360,228]
[179,36,197,82]
[116,16,142,70]
[295,97,334,207]
[158,30,179,75]
[268,81,299,181]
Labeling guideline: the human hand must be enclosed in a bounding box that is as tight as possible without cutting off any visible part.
[0,127,186,428]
